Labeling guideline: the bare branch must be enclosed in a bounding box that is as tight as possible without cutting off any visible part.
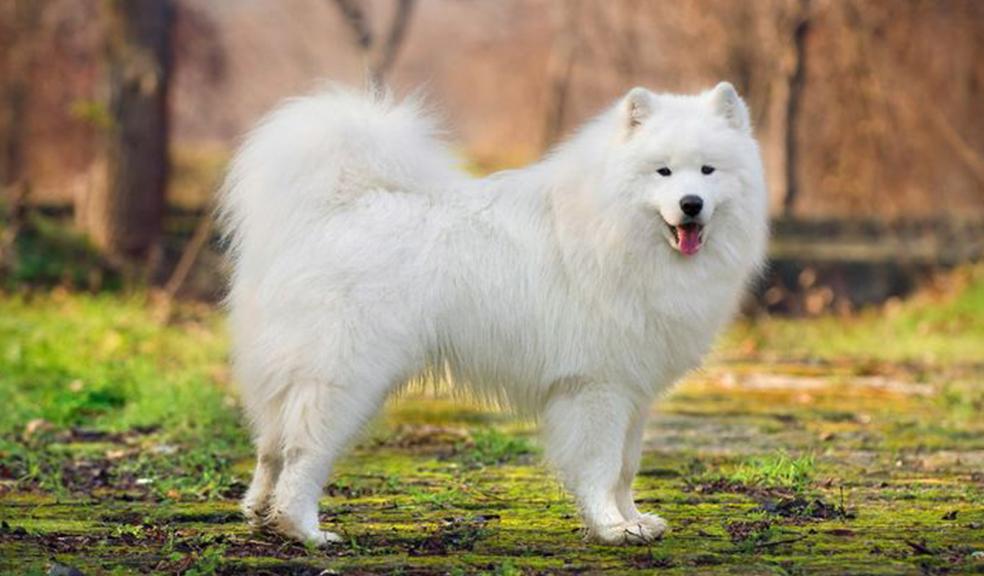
[372,0,416,82]
[155,211,213,323]
[330,0,416,85]
[332,0,372,51]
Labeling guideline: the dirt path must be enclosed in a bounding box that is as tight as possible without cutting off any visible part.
[2,360,982,574]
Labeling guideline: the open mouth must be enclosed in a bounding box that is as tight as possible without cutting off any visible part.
[665,221,705,256]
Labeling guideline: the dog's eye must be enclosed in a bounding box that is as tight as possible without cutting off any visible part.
[657,167,672,177]
[701,165,716,175]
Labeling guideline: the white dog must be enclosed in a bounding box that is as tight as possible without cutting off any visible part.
[219,82,768,546]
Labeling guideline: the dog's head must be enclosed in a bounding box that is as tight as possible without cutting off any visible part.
[602,83,768,266]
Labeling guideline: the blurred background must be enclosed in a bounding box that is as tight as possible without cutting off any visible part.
[1,0,982,312]
[2,3,982,573]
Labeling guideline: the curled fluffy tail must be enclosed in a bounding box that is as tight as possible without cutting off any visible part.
[217,86,461,260]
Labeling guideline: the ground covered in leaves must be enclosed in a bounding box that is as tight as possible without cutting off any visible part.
[1,268,982,574]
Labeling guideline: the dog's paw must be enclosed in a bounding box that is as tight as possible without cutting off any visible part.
[241,501,268,528]
[275,524,344,547]
[591,515,668,545]
[304,529,344,547]
[636,513,669,535]
[265,512,343,547]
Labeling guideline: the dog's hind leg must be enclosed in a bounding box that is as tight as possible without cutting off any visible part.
[241,399,285,527]
[265,374,390,546]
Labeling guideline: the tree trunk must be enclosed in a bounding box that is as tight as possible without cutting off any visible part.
[540,0,582,151]
[87,0,172,261]
[782,0,809,218]
[0,0,43,197]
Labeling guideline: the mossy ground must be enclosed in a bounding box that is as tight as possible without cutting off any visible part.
[1,270,982,574]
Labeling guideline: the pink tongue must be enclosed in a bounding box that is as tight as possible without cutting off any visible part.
[678,226,701,255]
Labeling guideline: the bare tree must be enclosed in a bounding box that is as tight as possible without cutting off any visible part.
[0,0,43,199]
[781,0,810,217]
[540,0,583,150]
[82,0,173,261]
[332,0,417,86]
[0,0,44,271]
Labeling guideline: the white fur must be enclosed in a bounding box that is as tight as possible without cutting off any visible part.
[219,82,768,545]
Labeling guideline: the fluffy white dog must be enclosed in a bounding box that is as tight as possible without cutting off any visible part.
[219,82,768,546]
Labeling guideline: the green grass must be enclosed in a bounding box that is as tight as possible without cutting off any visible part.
[456,428,537,467]
[0,267,982,573]
[701,452,816,494]
[725,265,984,364]
[0,293,246,498]
[0,293,233,435]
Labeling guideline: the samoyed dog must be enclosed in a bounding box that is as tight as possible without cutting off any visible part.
[219,82,768,546]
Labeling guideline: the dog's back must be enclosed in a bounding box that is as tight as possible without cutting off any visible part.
[218,87,461,270]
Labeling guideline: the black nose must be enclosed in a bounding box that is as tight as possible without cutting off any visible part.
[680,195,703,217]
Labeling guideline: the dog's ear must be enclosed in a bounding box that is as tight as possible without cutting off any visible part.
[621,87,654,137]
[709,82,750,133]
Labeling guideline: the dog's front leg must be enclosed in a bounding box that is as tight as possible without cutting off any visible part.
[541,383,666,544]
[615,408,668,536]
